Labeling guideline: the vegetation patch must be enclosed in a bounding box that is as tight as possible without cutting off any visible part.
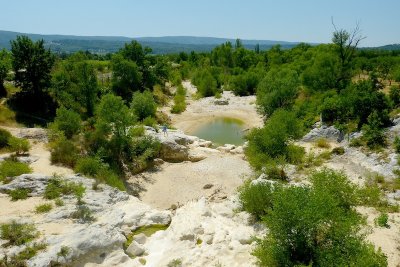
[8,188,31,201]
[35,203,53,213]
[0,221,38,246]
[0,159,32,182]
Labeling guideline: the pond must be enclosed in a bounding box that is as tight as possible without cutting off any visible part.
[191,117,245,146]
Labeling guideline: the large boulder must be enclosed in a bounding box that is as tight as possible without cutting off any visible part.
[302,125,340,142]
[159,139,189,162]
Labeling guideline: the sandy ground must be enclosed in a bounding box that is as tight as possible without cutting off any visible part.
[165,81,263,134]
[133,153,252,209]
[29,141,73,176]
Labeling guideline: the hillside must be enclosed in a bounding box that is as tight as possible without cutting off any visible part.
[0,30,300,54]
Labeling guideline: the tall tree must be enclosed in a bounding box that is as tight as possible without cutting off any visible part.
[0,49,11,97]
[331,21,365,89]
[11,36,55,96]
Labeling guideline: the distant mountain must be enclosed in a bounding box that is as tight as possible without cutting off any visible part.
[0,30,302,54]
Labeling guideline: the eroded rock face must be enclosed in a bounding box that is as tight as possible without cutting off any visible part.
[16,128,48,142]
[302,125,340,142]
[0,174,171,267]
[159,139,190,162]
[142,197,264,267]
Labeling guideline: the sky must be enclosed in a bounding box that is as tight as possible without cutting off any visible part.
[0,0,399,46]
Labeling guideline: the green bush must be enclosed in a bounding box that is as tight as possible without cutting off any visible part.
[0,221,38,246]
[75,157,103,177]
[375,213,389,228]
[71,205,95,223]
[131,91,157,121]
[51,107,82,138]
[394,136,400,153]
[8,136,31,155]
[8,188,30,201]
[286,144,305,164]
[247,169,387,267]
[350,137,364,147]
[332,146,345,155]
[50,137,79,167]
[171,85,186,114]
[315,138,331,148]
[44,177,84,200]
[239,180,276,220]
[96,168,126,191]
[0,160,32,182]
[193,69,218,97]
[361,111,387,149]
[245,109,303,169]
[35,203,53,213]
[0,128,12,148]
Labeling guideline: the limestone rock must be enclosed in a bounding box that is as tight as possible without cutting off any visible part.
[159,139,189,162]
[302,125,340,142]
[126,241,145,257]
[133,233,147,245]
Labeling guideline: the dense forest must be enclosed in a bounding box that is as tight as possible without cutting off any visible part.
[1,26,400,266]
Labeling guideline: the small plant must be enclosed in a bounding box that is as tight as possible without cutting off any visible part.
[375,213,389,228]
[0,159,32,182]
[349,137,364,147]
[35,203,53,213]
[54,198,64,207]
[74,184,86,205]
[8,188,30,201]
[57,245,71,260]
[124,224,169,250]
[44,176,84,200]
[0,128,12,148]
[167,258,183,267]
[0,221,38,246]
[394,136,400,153]
[315,138,331,149]
[138,258,147,265]
[71,205,95,223]
[331,146,345,155]
[8,137,31,155]
[17,242,47,261]
[196,238,203,245]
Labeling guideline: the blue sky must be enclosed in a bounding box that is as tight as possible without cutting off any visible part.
[1,0,399,46]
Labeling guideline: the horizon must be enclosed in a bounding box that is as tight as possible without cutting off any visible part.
[1,0,399,47]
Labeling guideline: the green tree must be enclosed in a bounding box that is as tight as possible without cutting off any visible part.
[51,107,82,138]
[331,23,365,89]
[11,36,55,96]
[130,91,157,121]
[111,54,142,101]
[257,67,300,116]
[0,49,11,97]
[245,109,303,169]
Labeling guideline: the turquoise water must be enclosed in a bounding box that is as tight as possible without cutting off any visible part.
[191,117,245,146]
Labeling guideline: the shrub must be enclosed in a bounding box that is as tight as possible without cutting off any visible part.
[51,107,81,138]
[0,160,32,182]
[35,203,53,213]
[171,85,186,114]
[8,188,30,201]
[75,157,103,177]
[193,69,218,97]
[286,144,305,164]
[389,85,400,107]
[239,180,276,220]
[0,221,38,246]
[245,109,303,169]
[131,91,157,121]
[248,169,387,267]
[167,258,183,267]
[44,177,84,200]
[350,137,364,147]
[17,242,47,261]
[54,198,64,207]
[332,146,345,155]
[375,213,389,228]
[96,168,126,191]
[71,205,95,223]
[362,111,387,149]
[315,138,331,148]
[50,137,79,167]
[8,137,31,155]
[394,136,400,153]
[0,128,12,148]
